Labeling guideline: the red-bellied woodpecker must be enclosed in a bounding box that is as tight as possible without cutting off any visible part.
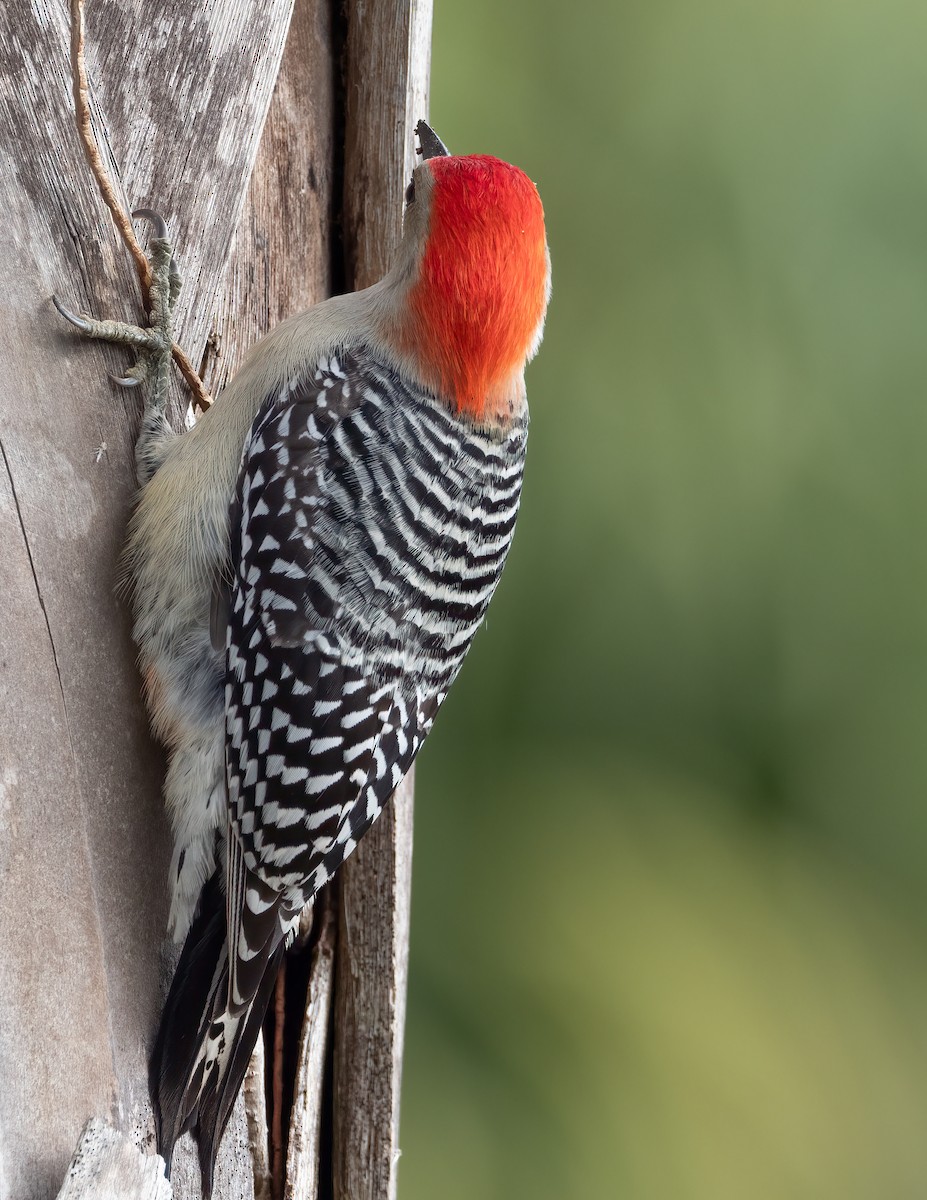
[55,121,549,1194]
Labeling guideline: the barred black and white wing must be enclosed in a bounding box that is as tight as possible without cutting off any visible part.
[225,349,526,991]
[151,348,527,1189]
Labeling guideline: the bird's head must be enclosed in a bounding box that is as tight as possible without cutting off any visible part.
[382,122,550,423]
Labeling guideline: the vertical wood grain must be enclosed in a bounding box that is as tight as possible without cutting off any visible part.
[0,2,295,1195]
[2,0,431,1195]
[199,0,335,399]
[334,7,433,1197]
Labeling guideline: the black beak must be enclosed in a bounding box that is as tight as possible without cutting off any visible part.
[415,120,451,160]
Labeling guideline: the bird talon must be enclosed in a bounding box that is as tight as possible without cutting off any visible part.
[109,372,143,389]
[134,207,181,303]
[133,207,169,241]
[52,294,93,332]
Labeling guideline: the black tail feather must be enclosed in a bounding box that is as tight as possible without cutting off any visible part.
[150,873,227,1167]
[196,939,285,1197]
[150,871,283,1198]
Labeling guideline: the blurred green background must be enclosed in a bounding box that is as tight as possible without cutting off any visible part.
[401,1,927,1197]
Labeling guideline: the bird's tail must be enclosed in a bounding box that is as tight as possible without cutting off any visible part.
[150,872,284,1198]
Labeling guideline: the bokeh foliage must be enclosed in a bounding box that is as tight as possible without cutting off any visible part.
[401,0,927,1196]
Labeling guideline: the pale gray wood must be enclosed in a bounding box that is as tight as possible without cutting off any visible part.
[334,776,415,1200]
[333,3,432,1192]
[83,0,298,418]
[55,1121,170,1200]
[0,7,167,1193]
[166,1099,256,1200]
[243,1034,272,1200]
[342,0,434,289]
[0,1,295,1196]
[284,904,336,1200]
[3,0,429,1194]
[200,0,334,396]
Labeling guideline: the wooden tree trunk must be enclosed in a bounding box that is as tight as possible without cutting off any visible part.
[0,1,430,1196]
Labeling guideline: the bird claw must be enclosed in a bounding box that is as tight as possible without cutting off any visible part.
[52,294,93,332]
[55,203,205,421]
[109,372,144,389]
[132,207,169,241]
[55,288,159,390]
[133,208,180,288]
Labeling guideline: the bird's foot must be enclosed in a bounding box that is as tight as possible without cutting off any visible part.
[54,209,181,414]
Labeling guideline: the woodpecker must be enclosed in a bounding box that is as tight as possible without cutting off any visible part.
[55,121,549,1194]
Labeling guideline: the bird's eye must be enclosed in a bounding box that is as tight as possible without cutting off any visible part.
[405,179,416,206]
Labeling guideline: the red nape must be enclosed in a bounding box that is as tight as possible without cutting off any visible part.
[406,155,548,419]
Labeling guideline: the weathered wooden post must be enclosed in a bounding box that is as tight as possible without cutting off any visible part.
[0,1,430,1195]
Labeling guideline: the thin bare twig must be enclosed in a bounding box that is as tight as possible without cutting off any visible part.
[68,0,150,297]
[170,342,212,410]
[68,0,212,410]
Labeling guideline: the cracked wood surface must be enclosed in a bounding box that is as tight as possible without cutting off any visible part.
[55,1120,170,1200]
[333,4,431,1197]
[284,903,335,1200]
[0,0,429,1195]
[199,0,335,400]
[0,1,294,1195]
